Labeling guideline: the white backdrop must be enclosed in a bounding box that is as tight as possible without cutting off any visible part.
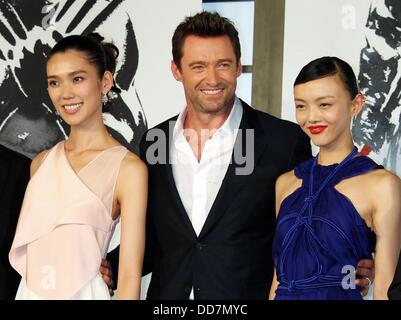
[282,0,371,124]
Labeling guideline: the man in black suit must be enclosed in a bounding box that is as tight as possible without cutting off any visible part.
[137,11,311,299]
[104,11,373,299]
[0,145,30,299]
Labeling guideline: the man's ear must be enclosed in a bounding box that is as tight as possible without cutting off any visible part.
[171,60,183,82]
[102,71,113,95]
[351,93,365,117]
[236,60,242,78]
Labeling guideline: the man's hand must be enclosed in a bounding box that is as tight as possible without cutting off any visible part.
[100,259,115,296]
[355,259,375,297]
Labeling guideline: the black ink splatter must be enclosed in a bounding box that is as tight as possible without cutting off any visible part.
[352,0,401,171]
[0,0,147,158]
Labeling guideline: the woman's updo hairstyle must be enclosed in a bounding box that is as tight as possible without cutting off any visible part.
[294,56,359,100]
[47,32,121,112]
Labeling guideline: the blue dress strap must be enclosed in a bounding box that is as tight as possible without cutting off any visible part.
[294,150,383,186]
[294,158,314,180]
[328,156,383,186]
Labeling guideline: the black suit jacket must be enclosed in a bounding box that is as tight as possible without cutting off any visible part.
[139,101,311,299]
[0,145,30,300]
[388,250,401,299]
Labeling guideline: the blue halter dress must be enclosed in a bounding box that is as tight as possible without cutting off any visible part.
[272,147,382,299]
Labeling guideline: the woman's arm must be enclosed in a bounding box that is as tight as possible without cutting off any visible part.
[269,268,279,300]
[388,249,401,299]
[275,170,299,214]
[372,171,401,299]
[115,154,148,300]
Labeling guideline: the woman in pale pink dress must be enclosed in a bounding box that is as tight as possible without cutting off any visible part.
[9,33,147,300]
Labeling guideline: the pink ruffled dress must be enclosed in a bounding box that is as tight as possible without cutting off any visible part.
[9,141,127,299]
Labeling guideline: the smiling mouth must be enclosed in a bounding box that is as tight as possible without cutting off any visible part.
[62,103,82,114]
[308,126,328,134]
[201,88,224,96]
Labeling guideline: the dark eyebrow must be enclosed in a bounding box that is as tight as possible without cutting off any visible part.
[188,61,205,67]
[188,59,234,68]
[294,96,335,103]
[47,70,88,79]
[216,58,234,64]
[315,95,335,101]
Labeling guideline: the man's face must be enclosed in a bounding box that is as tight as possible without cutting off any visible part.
[171,35,242,116]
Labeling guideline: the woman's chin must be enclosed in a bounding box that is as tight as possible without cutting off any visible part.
[310,139,328,148]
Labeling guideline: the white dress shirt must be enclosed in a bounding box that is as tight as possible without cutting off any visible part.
[170,97,243,299]
[170,97,243,236]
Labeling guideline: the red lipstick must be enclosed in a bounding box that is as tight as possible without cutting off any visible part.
[308,125,327,134]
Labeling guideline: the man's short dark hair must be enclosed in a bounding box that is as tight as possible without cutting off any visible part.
[172,11,241,69]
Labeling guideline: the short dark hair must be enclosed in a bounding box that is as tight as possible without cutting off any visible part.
[172,11,241,68]
[47,33,121,112]
[294,56,359,99]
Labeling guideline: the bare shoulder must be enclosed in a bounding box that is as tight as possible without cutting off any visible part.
[119,151,148,179]
[30,149,50,177]
[365,168,401,204]
[116,151,148,203]
[275,170,300,215]
[276,170,298,194]
[366,168,401,191]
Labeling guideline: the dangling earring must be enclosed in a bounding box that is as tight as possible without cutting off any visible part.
[55,110,60,116]
[101,93,108,106]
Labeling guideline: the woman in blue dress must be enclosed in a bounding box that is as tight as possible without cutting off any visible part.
[270,57,401,300]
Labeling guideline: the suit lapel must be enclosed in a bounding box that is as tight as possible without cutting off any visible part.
[162,119,198,239]
[198,101,269,239]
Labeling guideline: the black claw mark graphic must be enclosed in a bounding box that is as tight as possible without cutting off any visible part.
[116,17,139,90]
[65,0,96,33]
[0,17,15,46]
[0,1,26,40]
[55,0,74,23]
[0,0,147,158]
[82,0,125,35]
